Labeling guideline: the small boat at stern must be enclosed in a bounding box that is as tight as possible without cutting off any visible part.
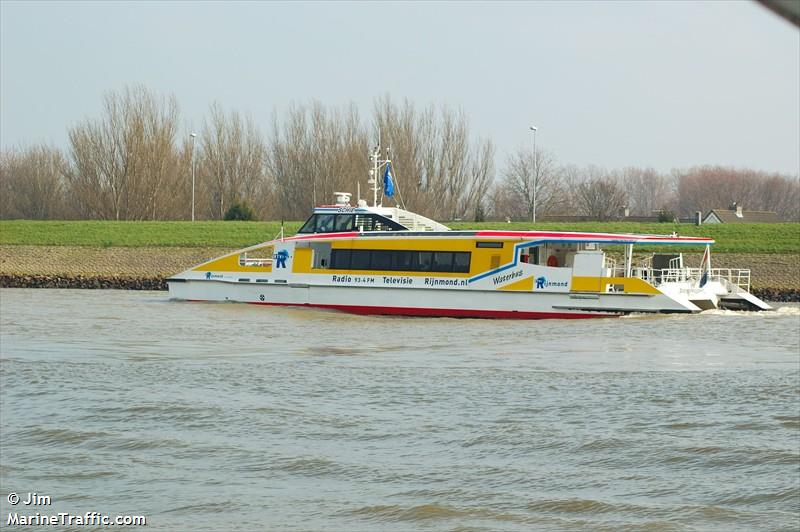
[168,147,771,318]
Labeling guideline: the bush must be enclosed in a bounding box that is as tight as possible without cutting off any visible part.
[223,202,256,221]
[657,209,676,223]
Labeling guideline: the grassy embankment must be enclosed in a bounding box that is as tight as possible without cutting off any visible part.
[1,220,799,253]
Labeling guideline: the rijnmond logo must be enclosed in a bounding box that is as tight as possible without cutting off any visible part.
[274,249,290,268]
[535,276,568,289]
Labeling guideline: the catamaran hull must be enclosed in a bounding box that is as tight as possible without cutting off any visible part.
[167,279,698,319]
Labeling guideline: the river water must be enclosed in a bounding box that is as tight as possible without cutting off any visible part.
[0,288,798,531]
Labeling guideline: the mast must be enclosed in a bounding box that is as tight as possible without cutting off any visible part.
[370,146,379,207]
[368,143,391,208]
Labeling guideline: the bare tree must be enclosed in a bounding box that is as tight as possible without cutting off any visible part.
[198,103,269,220]
[676,165,800,220]
[372,96,495,221]
[573,167,628,220]
[266,97,493,222]
[493,147,563,221]
[265,102,368,220]
[757,174,800,220]
[0,144,70,219]
[65,85,181,220]
[621,166,674,216]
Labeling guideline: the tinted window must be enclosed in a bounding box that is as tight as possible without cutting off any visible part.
[331,249,351,269]
[433,252,453,272]
[323,249,471,274]
[316,214,335,233]
[370,250,393,270]
[416,252,433,271]
[335,215,354,232]
[350,249,371,269]
[299,215,317,233]
[453,252,471,273]
[392,251,413,271]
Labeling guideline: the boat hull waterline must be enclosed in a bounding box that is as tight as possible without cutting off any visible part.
[169,277,704,319]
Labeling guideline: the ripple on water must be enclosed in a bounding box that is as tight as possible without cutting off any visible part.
[343,503,530,525]
[11,427,111,447]
[774,415,800,429]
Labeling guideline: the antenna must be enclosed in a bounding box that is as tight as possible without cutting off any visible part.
[369,146,379,208]
[366,135,393,208]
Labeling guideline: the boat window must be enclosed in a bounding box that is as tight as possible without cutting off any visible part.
[416,252,433,271]
[373,217,405,231]
[331,249,351,269]
[316,214,336,233]
[352,214,408,232]
[433,252,454,272]
[476,242,504,248]
[355,215,374,231]
[299,215,317,233]
[393,251,414,271]
[335,215,354,232]
[350,249,371,269]
[520,246,540,265]
[370,250,393,270]
[311,242,332,269]
[453,252,470,273]
[301,212,407,233]
[328,249,471,273]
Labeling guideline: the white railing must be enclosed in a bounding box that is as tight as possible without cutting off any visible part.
[239,255,273,267]
[591,253,751,292]
[604,255,617,271]
[710,268,751,293]
[633,267,750,292]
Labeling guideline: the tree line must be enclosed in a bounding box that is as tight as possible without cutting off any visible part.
[1,85,798,222]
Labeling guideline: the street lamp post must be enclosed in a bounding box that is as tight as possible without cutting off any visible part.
[190,132,197,222]
[529,125,538,223]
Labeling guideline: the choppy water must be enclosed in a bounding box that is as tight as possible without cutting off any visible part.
[1,288,798,531]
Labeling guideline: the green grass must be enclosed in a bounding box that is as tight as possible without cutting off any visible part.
[1,220,798,253]
[0,220,302,248]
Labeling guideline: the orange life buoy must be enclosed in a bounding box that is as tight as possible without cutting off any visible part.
[547,255,558,267]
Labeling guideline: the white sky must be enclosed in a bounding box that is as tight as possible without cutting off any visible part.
[1,0,798,175]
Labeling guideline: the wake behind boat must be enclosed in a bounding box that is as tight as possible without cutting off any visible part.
[168,146,771,318]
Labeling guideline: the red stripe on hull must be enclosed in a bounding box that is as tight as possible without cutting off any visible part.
[242,301,617,319]
[474,230,712,243]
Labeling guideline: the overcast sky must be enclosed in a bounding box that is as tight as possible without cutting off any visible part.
[1,0,798,175]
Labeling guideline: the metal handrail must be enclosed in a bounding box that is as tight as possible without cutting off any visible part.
[239,255,273,267]
[628,267,750,292]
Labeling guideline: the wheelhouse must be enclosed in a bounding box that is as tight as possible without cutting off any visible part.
[298,211,408,233]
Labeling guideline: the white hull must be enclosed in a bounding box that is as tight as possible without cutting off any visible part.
[168,279,698,319]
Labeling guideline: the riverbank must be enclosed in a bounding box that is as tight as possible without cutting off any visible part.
[1,245,798,301]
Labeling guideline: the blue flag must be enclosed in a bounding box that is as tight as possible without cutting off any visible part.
[383,163,395,198]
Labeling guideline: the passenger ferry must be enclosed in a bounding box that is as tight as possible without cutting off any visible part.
[168,148,771,318]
